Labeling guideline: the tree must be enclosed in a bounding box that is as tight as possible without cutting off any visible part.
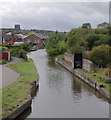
[94,34,109,46]
[97,22,109,29]
[46,32,66,56]
[66,34,80,48]
[85,34,99,50]
[88,45,110,67]
[82,23,91,29]
[94,28,109,34]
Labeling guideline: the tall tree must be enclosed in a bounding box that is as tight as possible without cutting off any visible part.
[97,22,109,29]
[82,23,91,29]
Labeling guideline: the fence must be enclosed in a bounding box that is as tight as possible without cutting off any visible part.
[0,51,11,60]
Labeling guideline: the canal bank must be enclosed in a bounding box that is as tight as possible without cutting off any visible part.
[2,59,39,120]
[55,58,111,102]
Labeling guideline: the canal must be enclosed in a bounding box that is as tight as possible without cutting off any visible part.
[27,49,109,118]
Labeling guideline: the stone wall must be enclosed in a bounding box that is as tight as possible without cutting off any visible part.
[83,59,94,72]
[64,53,73,63]
[55,58,111,101]
[64,53,94,72]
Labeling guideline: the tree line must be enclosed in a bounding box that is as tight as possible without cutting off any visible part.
[46,22,111,67]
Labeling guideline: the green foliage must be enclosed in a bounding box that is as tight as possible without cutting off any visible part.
[85,34,100,50]
[0,46,8,52]
[27,32,35,35]
[46,32,66,56]
[69,45,84,54]
[94,28,109,34]
[82,23,91,29]
[94,34,109,46]
[11,43,30,59]
[57,41,67,54]
[97,22,109,29]
[88,45,110,67]
[66,34,81,48]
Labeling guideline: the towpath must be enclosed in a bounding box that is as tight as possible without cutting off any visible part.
[0,57,21,89]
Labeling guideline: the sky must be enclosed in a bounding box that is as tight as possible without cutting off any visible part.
[0,0,110,32]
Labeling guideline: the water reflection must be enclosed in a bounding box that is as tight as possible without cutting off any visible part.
[71,76,81,102]
[47,57,64,92]
[26,50,109,118]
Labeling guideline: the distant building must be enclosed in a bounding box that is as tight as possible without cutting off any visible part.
[15,24,20,30]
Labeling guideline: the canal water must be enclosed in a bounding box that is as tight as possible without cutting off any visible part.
[27,49,109,118]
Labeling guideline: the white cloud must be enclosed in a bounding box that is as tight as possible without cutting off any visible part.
[0,1,109,32]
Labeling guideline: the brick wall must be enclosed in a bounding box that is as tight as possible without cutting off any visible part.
[64,53,94,72]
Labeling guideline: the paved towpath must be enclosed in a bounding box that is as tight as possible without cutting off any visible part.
[0,57,21,89]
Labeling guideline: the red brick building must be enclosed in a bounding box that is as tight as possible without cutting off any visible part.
[23,33,44,48]
[2,32,22,45]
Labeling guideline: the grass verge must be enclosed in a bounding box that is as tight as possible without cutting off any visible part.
[1,59,38,116]
[85,69,111,93]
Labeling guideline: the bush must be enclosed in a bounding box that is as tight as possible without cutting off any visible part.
[10,43,31,59]
[0,46,8,52]
[94,34,109,46]
[70,45,84,54]
[88,45,110,67]
[11,48,27,59]
[47,48,60,56]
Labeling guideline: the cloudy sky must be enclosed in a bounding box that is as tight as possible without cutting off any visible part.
[0,0,109,32]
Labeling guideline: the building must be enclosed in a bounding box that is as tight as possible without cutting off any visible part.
[2,32,22,45]
[15,24,20,30]
[23,33,44,48]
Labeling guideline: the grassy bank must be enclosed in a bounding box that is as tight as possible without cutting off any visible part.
[1,59,38,116]
[86,69,111,93]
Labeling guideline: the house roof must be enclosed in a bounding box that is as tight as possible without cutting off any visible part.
[23,33,48,39]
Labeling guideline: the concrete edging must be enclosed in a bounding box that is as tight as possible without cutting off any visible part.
[2,78,39,120]
[55,58,111,101]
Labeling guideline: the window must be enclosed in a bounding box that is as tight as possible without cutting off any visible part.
[35,38,39,43]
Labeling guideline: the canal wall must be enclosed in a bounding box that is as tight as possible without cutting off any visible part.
[64,53,94,72]
[55,58,111,101]
[2,78,39,120]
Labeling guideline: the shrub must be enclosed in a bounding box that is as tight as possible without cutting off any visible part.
[88,45,110,67]
[0,46,8,52]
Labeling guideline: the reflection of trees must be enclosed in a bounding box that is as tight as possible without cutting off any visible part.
[71,75,81,101]
[47,57,64,90]
[47,56,65,72]
[72,76,81,93]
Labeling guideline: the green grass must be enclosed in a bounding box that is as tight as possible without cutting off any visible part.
[85,68,111,93]
[77,68,111,93]
[1,59,38,116]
